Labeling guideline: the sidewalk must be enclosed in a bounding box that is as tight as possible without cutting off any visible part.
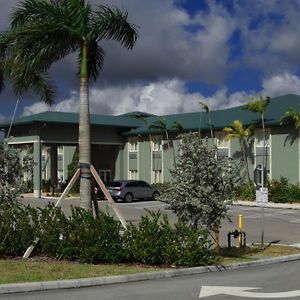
[233,200,300,210]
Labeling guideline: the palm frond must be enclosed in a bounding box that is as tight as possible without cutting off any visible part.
[199,101,209,112]
[280,107,300,129]
[223,120,253,141]
[85,40,105,81]
[244,95,270,115]
[91,5,138,49]
[172,121,184,132]
[3,58,55,105]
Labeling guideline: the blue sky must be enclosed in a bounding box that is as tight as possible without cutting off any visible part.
[1,0,300,122]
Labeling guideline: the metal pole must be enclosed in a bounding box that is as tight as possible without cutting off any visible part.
[261,205,265,248]
[238,214,243,247]
[261,165,265,248]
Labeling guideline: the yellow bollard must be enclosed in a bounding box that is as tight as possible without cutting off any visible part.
[237,214,243,247]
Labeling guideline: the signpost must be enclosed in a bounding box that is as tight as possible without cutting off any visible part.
[256,187,268,248]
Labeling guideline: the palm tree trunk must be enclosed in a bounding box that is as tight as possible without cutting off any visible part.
[209,112,214,139]
[241,139,251,183]
[79,38,92,211]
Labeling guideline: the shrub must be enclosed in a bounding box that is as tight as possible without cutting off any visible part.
[123,210,213,266]
[269,177,300,203]
[0,204,213,267]
[237,183,256,201]
[151,182,171,194]
[0,203,36,256]
[35,204,124,263]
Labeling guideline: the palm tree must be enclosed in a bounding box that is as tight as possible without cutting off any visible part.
[172,121,184,134]
[280,105,300,129]
[0,0,138,211]
[199,101,214,138]
[244,96,270,186]
[149,118,170,149]
[223,120,253,183]
[170,121,184,167]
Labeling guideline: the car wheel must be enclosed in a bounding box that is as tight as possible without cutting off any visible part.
[124,193,133,203]
[152,191,160,201]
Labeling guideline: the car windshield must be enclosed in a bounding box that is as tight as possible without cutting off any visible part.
[107,181,122,187]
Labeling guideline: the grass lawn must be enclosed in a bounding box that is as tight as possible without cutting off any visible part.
[217,244,300,265]
[1,245,299,285]
[0,258,161,284]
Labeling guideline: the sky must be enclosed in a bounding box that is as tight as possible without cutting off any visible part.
[1,0,300,122]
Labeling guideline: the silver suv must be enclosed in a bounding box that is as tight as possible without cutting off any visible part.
[106,180,160,203]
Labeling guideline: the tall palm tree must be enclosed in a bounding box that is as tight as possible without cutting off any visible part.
[244,96,270,186]
[199,101,214,138]
[0,0,138,211]
[223,120,253,183]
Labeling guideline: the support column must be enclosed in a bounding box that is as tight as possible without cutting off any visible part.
[33,139,42,198]
[50,145,58,186]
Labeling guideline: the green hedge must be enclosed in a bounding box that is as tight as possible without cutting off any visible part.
[0,203,213,267]
[237,177,300,203]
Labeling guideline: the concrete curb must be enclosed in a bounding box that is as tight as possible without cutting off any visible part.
[1,253,300,295]
[233,201,300,210]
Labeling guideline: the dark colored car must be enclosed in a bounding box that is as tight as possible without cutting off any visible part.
[97,180,160,202]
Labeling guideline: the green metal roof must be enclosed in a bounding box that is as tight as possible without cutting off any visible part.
[117,111,157,118]
[1,94,300,135]
[0,111,143,129]
[125,94,300,136]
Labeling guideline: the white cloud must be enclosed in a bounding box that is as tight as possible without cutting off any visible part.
[21,79,253,117]
[22,95,79,116]
[262,73,300,97]
[21,72,300,118]
[234,1,300,74]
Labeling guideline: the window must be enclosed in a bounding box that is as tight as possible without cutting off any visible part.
[57,146,63,155]
[129,170,138,180]
[152,136,162,151]
[255,129,270,147]
[139,181,150,187]
[128,137,138,152]
[215,131,229,148]
[58,169,63,181]
[215,131,229,158]
[152,170,162,183]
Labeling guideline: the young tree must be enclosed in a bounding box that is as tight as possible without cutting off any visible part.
[223,120,253,183]
[0,144,23,207]
[160,133,243,231]
[0,0,138,211]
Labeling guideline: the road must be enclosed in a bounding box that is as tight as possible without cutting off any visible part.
[19,197,300,246]
[2,259,300,299]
